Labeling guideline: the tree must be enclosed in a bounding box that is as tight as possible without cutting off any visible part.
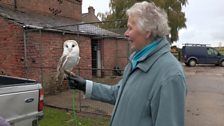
[98,0,188,43]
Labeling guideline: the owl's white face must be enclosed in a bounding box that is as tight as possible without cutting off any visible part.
[63,40,79,54]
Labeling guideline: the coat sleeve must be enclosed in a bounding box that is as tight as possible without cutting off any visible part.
[86,80,122,105]
[151,75,187,126]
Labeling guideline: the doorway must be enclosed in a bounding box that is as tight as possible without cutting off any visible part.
[91,39,102,77]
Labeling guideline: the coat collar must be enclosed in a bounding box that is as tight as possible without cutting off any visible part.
[129,37,171,72]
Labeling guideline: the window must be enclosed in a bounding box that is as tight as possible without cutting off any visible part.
[207,48,218,55]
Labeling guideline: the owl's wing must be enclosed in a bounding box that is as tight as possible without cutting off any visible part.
[57,54,67,73]
[76,56,81,65]
[55,55,67,87]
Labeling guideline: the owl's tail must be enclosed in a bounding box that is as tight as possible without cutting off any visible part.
[55,71,65,90]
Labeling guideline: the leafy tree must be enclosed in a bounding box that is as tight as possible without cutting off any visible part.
[97,0,188,43]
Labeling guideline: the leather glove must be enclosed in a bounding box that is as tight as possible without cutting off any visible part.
[65,70,86,92]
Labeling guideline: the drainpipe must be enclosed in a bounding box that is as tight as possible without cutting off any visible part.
[23,25,43,80]
[39,29,44,85]
[23,28,28,78]
[14,0,17,9]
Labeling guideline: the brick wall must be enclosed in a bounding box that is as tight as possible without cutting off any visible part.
[0,16,92,93]
[0,0,81,21]
[101,38,129,76]
[116,39,130,68]
[0,17,25,77]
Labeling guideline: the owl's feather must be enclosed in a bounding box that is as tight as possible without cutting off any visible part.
[55,55,67,87]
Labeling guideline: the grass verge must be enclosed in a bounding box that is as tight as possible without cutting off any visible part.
[38,106,110,126]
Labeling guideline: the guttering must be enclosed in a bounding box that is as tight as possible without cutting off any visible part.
[23,25,43,29]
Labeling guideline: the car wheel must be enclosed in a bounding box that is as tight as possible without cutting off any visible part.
[188,59,196,67]
[220,60,224,67]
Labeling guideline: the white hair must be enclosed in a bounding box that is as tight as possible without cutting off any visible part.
[126,1,170,38]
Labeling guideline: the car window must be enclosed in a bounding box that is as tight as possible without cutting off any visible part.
[207,48,218,56]
[213,49,218,55]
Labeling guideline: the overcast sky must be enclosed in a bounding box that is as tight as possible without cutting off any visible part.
[82,0,110,14]
[82,0,224,47]
[178,0,224,47]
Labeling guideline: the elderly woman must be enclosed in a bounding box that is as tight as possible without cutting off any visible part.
[67,1,187,126]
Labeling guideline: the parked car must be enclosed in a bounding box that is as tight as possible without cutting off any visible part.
[182,44,224,67]
[0,75,44,126]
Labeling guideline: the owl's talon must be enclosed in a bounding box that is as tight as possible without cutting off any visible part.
[64,70,76,77]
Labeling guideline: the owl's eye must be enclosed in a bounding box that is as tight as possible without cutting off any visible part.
[72,44,75,47]
[65,45,68,48]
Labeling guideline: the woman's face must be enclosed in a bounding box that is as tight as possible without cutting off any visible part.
[124,17,149,51]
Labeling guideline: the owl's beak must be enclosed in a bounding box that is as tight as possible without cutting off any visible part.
[68,48,72,52]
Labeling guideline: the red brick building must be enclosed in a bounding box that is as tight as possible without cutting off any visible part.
[0,0,129,93]
[0,0,82,21]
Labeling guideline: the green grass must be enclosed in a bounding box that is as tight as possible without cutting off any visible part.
[38,106,110,126]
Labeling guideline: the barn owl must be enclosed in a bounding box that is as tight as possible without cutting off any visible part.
[56,40,80,87]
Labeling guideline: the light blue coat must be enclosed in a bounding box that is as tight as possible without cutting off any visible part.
[86,38,187,126]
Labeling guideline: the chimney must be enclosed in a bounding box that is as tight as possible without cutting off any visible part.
[88,6,95,15]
